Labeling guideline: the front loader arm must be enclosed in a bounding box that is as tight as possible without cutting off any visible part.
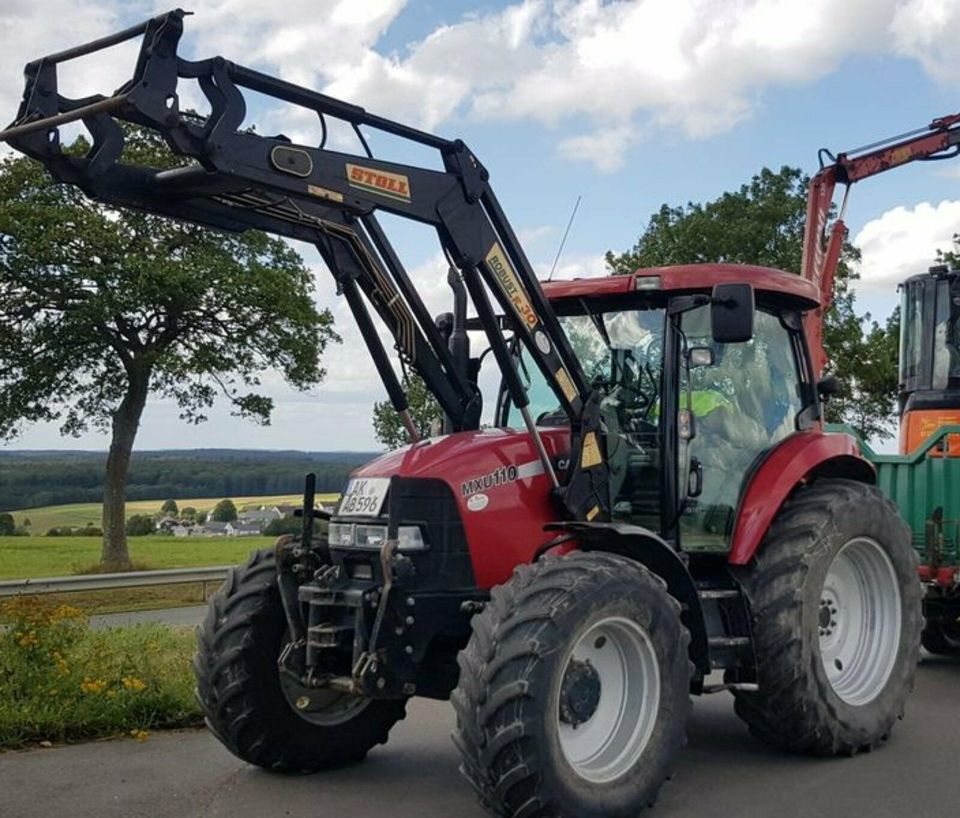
[1,9,610,521]
[802,113,960,375]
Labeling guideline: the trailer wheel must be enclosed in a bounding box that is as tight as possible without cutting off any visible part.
[193,549,405,772]
[453,552,692,818]
[921,624,960,656]
[733,479,921,755]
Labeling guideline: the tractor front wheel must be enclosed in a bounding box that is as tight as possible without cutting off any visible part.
[453,552,692,818]
[193,549,406,772]
[733,479,921,755]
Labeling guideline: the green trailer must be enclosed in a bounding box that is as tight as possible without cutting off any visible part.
[829,424,960,654]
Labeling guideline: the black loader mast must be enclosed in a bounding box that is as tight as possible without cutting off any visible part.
[0,8,609,521]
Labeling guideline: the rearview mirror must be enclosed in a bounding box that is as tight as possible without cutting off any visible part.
[711,283,755,344]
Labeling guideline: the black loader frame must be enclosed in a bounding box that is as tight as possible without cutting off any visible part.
[0,7,609,523]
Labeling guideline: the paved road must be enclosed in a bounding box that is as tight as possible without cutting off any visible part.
[3,655,958,818]
[89,606,206,630]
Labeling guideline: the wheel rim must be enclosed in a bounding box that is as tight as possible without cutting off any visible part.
[818,537,902,706]
[556,616,660,783]
[278,643,370,726]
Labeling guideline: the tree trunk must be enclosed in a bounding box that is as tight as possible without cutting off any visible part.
[101,370,150,569]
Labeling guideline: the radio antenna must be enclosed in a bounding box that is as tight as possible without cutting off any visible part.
[547,195,582,281]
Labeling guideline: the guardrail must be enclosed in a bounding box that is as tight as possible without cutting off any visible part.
[0,566,230,597]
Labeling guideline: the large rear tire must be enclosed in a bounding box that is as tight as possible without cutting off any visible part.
[452,552,692,818]
[193,549,406,772]
[733,479,921,755]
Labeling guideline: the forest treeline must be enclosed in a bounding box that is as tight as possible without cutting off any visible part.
[0,449,376,511]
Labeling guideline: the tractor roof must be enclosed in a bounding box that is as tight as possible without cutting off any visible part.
[541,263,820,310]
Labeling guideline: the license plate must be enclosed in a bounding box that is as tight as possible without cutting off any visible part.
[337,477,390,517]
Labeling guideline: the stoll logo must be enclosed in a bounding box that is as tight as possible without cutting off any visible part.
[345,163,411,203]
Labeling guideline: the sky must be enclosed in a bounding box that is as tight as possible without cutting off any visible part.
[3,0,960,452]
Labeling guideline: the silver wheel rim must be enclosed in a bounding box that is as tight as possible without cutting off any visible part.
[818,537,901,706]
[557,616,660,783]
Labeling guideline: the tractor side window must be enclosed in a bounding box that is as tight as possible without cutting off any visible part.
[679,306,805,552]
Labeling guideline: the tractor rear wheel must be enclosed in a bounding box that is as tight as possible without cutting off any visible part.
[733,479,921,755]
[453,552,692,818]
[193,548,406,772]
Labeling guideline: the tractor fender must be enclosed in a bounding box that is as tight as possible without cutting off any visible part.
[543,521,709,678]
[728,430,876,566]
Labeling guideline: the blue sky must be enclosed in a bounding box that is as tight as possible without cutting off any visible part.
[3,0,960,451]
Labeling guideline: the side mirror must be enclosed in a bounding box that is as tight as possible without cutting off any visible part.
[817,375,842,398]
[711,283,755,344]
[687,346,714,368]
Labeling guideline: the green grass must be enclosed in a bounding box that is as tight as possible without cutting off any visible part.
[0,597,201,749]
[0,535,273,580]
[7,492,339,533]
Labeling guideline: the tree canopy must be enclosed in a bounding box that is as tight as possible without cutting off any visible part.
[372,374,442,450]
[211,499,238,523]
[606,166,899,440]
[0,128,338,565]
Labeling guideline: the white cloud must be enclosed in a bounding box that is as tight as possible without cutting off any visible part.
[852,199,960,294]
[891,0,960,83]
[6,1,960,174]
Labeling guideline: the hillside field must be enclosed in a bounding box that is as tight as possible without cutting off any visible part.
[0,535,276,579]
[6,493,339,534]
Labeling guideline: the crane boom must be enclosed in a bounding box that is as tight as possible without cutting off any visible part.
[802,112,960,374]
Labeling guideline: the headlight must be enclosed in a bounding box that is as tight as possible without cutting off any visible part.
[328,522,427,551]
[328,522,354,547]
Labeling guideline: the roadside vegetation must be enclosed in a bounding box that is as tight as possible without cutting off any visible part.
[0,596,201,749]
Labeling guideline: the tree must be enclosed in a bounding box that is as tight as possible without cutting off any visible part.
[606,166,899,440]
[211,499,238,522]
[180,506,197,520]
[125,514,155,536]
[0,128,337,568]
[371,373,442,449]
[0,513,14,536]
[160,499,179,516]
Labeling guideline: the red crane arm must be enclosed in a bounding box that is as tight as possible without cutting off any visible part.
[802,113,960,375]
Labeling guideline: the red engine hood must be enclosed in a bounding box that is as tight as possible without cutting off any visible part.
[354,426,571,482]
[350,427,572,589]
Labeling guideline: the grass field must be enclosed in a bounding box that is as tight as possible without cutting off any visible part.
[6,493,339,533]
[0,535,273,580]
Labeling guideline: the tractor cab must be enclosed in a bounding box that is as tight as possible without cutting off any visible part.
[503,264,822,553]
[899,264,960,454]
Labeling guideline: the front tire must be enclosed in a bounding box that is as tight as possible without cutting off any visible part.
[453,552,692,818]
[733,479,921,755]
[193,549,406,772]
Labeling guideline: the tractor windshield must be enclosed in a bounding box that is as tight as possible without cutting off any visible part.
[504,306,666,529]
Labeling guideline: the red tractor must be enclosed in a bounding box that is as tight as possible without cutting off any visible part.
[2,11,921,817]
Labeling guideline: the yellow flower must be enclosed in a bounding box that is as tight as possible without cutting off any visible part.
[121,676,147,693]
[17,631,38,648]
[80,678,107,695]
[130,729,149,741]
[106,690,117,699]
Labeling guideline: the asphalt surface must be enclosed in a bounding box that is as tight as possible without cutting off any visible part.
[89,605,207,630]
[2,653,958,818]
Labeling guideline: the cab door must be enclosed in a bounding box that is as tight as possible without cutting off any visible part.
[676,305,809,551]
